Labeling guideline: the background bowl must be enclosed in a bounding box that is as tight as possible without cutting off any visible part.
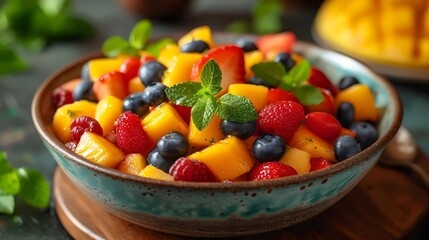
[32,39,402,237]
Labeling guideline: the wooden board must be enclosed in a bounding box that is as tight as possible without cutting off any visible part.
[54,150,429,240]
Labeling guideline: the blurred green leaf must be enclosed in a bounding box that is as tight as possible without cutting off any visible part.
[252,0,283,34]
[129,19,152,50]
[226,20,250,34]
[17,168,50,209]
[39,0,70,15]
[102,35,139,58]
[0,194,15,214]
[0,41,28,75]
[144,37,174,57]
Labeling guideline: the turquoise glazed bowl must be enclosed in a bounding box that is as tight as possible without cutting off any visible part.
[32,40,402,237]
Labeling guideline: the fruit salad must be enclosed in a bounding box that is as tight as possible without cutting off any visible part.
[50,20,380,182]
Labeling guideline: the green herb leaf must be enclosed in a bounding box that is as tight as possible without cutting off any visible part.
[17,168,50,209]
[284,59,311,87]
[0,170,20,195]
[165,82,202,107]
[226,20,250,34]
[292,85,323,105]
[144,38,174,57]
[129,19,152,50]
[200,59,222,93]
[0,194,15,214]
[0,41,27,75]
[191,96,217,131]
[217,94,258,122]
[251,61,285,86]
[252,0,283,35]
[38,0,70,16]
[102,35,138,58]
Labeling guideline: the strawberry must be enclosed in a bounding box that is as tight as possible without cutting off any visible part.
[307,67,338,96]
[190,45,245,95]
[115,111,153,156]
[93,71,128,100]
[305,88,335,115]
[267,88,300,105]
[119,57,141,83]
[256,32,296,58]
[310,157,332,171]
[172,104,191,124]
[258,101,305,142]
[248,162,297,181]
[169,157,216,182]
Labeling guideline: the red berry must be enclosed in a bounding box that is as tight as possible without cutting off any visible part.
[52,87,73,109]
[115,111,153,155]
[310,157,332,171]
[169,157,216,182]
[248,162,297,181]
[267,88,299,104]
[307,67,338,96]
[140,55,156,65]
[304,112,342,140]
[305,88,335,115]
[258,101,305,142]
[172,104,191,124]
[120,57,141,83]
[70,116,103,142]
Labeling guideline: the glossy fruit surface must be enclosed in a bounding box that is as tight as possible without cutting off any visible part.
[350,122,378,150]
[93,71,128,100]
[73,79,95,102]
[52,87,74,109]
[157,132,189,159]
[70,116,103,142]
[115,111,153,155]
[169,157,216,182]
[251,134,285,162]
[138,61,167,86]
[255,32,296,58]
[338,76,360,90]
[147,149,176,173]
[248,162,298,181]
[267,88,299,104]
[336,102,355,128]
[235,38,258,52]
[310,157,332,171]
[305,112,342,140]
[120,56,141,82]
[180,40,210,53]
[307,67,338,96]
[122,92,149,117]
[220,120,256,139]
[142,82,168,107]
[334,135,361,161]
[274,52,295,71]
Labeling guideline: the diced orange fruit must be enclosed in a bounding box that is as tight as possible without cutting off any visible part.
[158,44,180,68]
[288,125,336,162]
[228,83,269,112]
[140,165,174,181]
[178,25,215,49]
[188,114,225,148]
[142,103,189,143]
[244,50,264,79]
[93,71,128,100]
[188,136,254,181]
[243,134,259,151]
[128,77,145,93]
[117,153,147,176]
[279,147,311,174]
[88,58,124,81]
[52,100,97,143]
[95,95,123,135]
[162,53,203,87]
[335,84,379,122]
[75,132,125,168]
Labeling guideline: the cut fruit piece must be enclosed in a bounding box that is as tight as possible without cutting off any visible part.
[335,84,379,122]
[188,114,224,148]
[140,165,174,181]
[256,32,296,58]
[162,53,203,87]
[93,71,128,101]
[177,25,215,49]
[279,147,311,174]
[88,58,124,81]
[95,95,123,135]
[75,131,125,168]
[117,153,147,176]
[228,83,268,112]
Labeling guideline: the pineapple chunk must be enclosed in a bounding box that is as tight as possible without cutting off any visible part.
[117,153,147,176]
[140,165,174,181]
[188,114,225,148]
[95,95,123,135]
[228,84,269,112]
[75,132,124,168]
[279,147,311,174]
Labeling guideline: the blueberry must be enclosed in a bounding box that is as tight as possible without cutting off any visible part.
[139,61,167,86]
[180,40,210,53]
[81,62,91,82]
[336,102,355,128]
[251,134,286,162]
[123,92,149,117]
[274,52,295,71]
[350,122,378,150]
[142,82,168,107]
[147,149,176,173]
[334,135,361,161]
[338,76,360,90]
[220,120,256,139]
[157,132,189,159]
[73,78,96,102]
[235,38,258,52]
[247,76,275,88]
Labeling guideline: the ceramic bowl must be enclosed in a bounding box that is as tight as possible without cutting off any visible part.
[31,39,402,237]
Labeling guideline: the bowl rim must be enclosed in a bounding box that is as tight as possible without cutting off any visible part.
[31,40,403,190]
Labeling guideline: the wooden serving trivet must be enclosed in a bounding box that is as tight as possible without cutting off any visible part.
[54,150,429,240]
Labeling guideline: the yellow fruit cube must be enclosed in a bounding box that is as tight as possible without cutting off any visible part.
[188,136,254,181]
[335,84,379,122]
[88,58,124,81]
[244,50,264,79]
[178,26,215,49]
[188,114,225,148]
[140,165,174,181]
[158,44,180,68]
[117,153,147,176]
[142,103,189,143]
[52,100,97,143]
[279,147,311,174]
[162,53,203,87]
[75,132,125,168]
[228,84,268,112]
[128,77,145,93]
[95,95,123,135]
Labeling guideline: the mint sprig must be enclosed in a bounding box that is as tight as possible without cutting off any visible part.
[165,59,258,131]
[251,59,323,105]
[102,19,174,58]
[0,151,50,214]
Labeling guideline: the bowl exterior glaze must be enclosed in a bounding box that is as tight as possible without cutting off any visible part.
[32,41,402,237]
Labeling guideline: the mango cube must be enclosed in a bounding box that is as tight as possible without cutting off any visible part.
[279,147,311,174]
[140,165,174,181]
[162,53,203,87]
[178,25,215,49]
[188,114,225,148]
[88,58,123,81]
[95,95,123,135]
[335,84,379,122]
[117,153,147,176]
[228,84,268,112]
[244,50,264,79]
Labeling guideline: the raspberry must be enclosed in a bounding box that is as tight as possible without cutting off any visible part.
[169,157,216,182]
[70,116,103,142]
[248,162,297,181]
[52,87,73,109]
[258,101,304,142]
[115,111,153,155]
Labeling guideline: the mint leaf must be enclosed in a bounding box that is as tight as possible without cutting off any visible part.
[0,170,20,195]
[39,0,70,16]
[292,85,323,105]
[200,59,222,94]
[102,36,138,58]
[226,20,250,34]
[192,96,217,131]
[17,168,50,209]
[129,19,152,50]
[165,82,202,107]
[252,0,283,35]
[144,38,174,57]
[284,59,311,86]
[251,61,285,86]
[0,151,13,171]
[217,94,258,122]
[0,195,15,214]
